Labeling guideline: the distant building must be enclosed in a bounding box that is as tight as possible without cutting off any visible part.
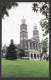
[18,17,41,60]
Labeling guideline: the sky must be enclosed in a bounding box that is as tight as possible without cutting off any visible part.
[2,2,49,46]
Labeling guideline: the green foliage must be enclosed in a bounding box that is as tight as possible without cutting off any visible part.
[1,47,5,53]
[32,2,49,36]
[2,2,18,18]
[18,48,25,59]
[40,53,43,59]
[1,45,7,57]
[2,58,49,77]
[5,39,17,60]
[41,37,48,57]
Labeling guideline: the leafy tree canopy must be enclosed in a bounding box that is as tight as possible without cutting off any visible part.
[32,2,49,36]
[2,2,18,18]
[18,48,25,59]
[41,37,48,57]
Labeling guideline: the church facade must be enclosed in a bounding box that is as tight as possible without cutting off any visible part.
[19,17,41,60]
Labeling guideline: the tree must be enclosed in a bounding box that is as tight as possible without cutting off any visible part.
[5,39,17,60]
[18,48,25,59]
[1,44,7,57]
[1,45,6,53]
[41,37,48,58]
[32,2,49,36]
[2,2,18,18]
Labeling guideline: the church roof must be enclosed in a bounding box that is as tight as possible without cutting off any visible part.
[27,37,38,43]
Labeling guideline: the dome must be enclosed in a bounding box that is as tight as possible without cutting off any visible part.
[33,23,37,29]
[21,16,26,24]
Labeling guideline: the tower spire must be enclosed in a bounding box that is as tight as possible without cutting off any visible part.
[20,17,28,48]
[33,23,37,29]
[21,16,26,24]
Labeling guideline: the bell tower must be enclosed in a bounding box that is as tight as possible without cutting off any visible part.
[33,23,40,42]
[20,17,28,48]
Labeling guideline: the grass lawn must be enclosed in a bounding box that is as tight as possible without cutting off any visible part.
[2,58,49,77]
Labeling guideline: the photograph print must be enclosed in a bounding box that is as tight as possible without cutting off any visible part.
[1,2,49,77]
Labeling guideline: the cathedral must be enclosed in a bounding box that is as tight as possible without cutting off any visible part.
[19,17,41,60]
[2,17,41,60]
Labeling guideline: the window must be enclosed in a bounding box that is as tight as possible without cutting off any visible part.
[33,43,35,49]
[30,43,31,49]
[34,54,36,59]
[37,54,39,59]
[36,44,37,50]
[31,54,33,59]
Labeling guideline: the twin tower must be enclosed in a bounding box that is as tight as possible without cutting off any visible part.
[20,17,40,49]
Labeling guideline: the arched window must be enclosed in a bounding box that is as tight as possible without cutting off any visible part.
[37,54,39,59]
[34,54,36,59]
[30,43,31,49]
[36,44,37,50]
[33,43,35,49]
[31,54,33,59]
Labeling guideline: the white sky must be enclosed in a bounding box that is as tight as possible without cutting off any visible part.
[2,2,49,46]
